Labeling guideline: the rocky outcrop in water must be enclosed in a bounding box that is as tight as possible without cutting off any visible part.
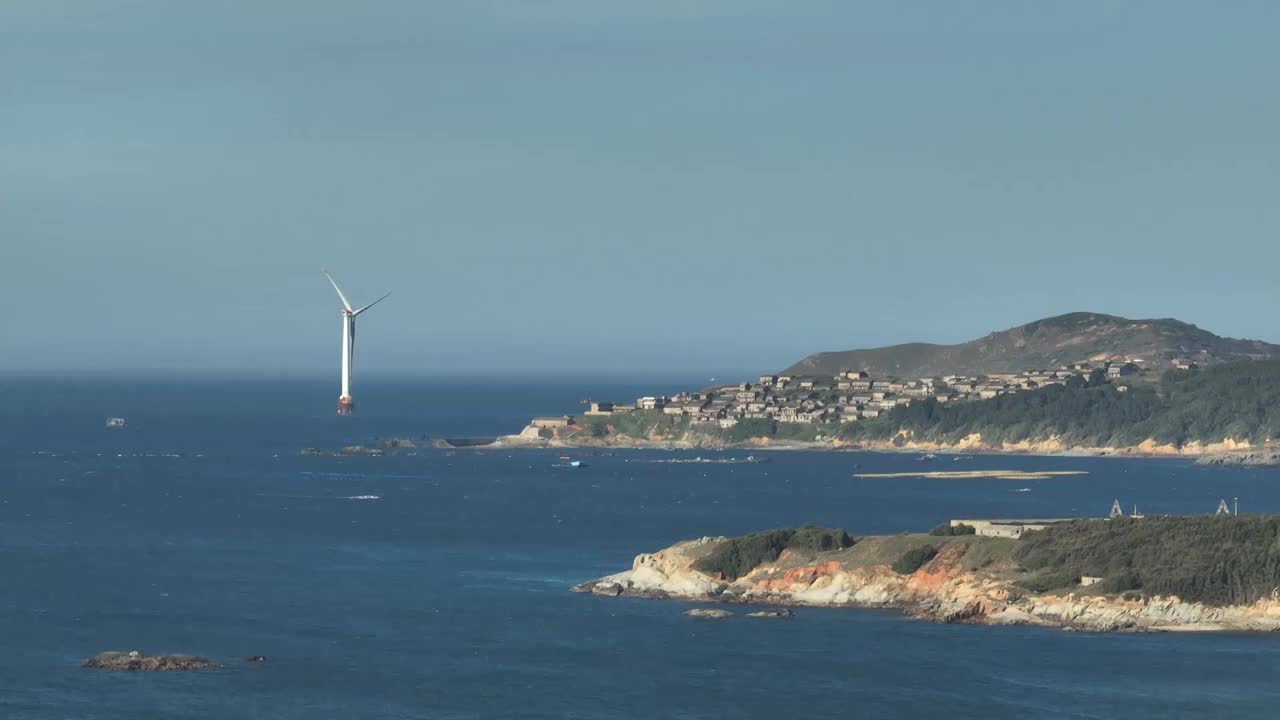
[746,609,794,619]
[83,651,221,671]
[1196,449,1280,467]
[686,608,734,619]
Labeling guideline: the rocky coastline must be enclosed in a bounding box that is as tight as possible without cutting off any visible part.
[574,535,1280,633]
[299,423,1276,467]
[486,425,1278,465]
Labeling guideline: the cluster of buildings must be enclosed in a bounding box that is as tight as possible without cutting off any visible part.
[572,359,1153,430]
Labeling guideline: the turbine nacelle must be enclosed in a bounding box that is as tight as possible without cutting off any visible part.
[325,270,390,316]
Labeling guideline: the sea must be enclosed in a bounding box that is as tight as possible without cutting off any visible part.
[3,376,1280,719]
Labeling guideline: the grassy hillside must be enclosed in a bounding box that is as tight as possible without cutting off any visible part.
[1015,516,1280,606]
[841,359,1280,447]
[785,312,1280,378]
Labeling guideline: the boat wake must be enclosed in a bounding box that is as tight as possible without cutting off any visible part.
[343,495,381,500]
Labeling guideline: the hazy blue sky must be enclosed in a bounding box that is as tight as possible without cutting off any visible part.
[4,1,1278,375]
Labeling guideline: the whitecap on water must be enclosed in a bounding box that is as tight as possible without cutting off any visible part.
[343,495,381,500]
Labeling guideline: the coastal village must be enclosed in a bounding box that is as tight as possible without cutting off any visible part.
[532,358,1177,432]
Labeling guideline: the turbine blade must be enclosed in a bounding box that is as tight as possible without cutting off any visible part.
[352,292,391,316]
[323,269,353,312]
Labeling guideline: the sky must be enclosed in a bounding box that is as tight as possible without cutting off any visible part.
[3,1,1278,376]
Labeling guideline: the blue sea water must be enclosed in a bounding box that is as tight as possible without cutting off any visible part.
[3,377,1280,719]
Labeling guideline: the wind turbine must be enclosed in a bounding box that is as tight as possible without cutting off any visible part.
[324,270,390,415]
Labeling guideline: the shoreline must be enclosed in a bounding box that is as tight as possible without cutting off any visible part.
[469,431,1279,466]
[574,533,1280,634]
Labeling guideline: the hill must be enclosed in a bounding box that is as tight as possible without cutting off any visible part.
[783,312,1280,378]
[842,359,1280,448]
[554,359,1280,454]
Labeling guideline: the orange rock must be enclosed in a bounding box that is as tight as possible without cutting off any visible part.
[755,561,843,591]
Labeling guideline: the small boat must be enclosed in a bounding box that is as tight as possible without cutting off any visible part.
[552,460,584,469]
[918,453,937,462]
[105,417,127,429]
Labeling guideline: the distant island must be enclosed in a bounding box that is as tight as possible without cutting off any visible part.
[575,513,1280,632]
[482,313,1279,464]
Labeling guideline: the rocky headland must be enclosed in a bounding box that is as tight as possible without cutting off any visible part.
[574,519,1280,633]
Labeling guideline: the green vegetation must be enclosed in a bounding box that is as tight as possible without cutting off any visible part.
[723,418,777,444]
[930,523,975,536]
[960,537,1018,571]
[579,411,696,441]
[774,422,822,442]
[693,526,854,581]
[892,545,939,574]
[1014,515,1280,606]
[784,312,1280,378]
[1015,569,1080,593]
[842,360,1280,448]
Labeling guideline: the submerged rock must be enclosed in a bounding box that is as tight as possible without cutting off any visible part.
[686,608,734,619]
[746,608,794,619]
[83,651,221,671]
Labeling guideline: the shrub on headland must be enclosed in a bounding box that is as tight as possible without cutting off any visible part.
[693,526,854,581]
[1015,515,1280,607]
[1015,570,1080,593]
[892,545,939,574]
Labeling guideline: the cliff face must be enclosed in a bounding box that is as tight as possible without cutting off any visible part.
[574,536,1280,633]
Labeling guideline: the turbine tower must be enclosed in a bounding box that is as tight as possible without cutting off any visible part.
[324,270,390,415]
